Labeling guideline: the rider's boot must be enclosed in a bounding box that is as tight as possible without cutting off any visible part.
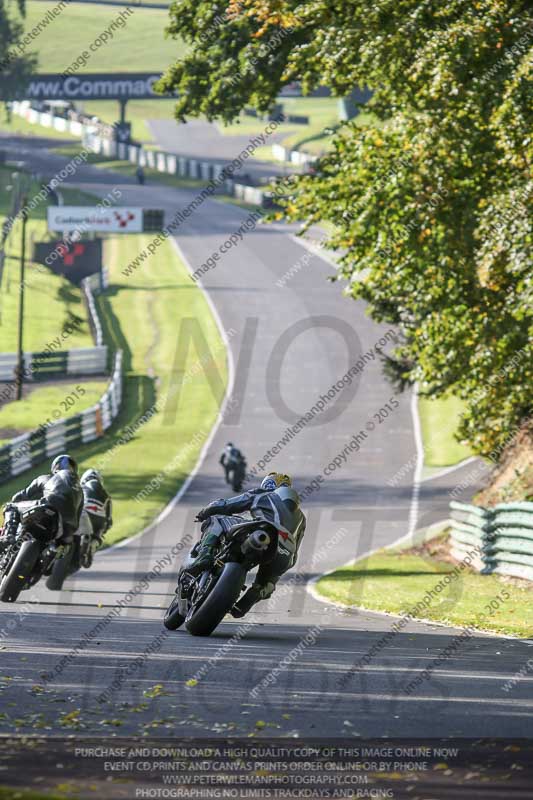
[186,534,218,577]
[231,584,263,618]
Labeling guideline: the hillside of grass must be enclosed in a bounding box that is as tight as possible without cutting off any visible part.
[0,787,64,800]
[2,3,378,158]
[0,2,183,141]
[1,4,371,156]
[18,1,183,74]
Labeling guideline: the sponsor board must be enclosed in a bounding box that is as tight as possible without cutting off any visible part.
[22,73,164,101]
[48,206,143,233]
[33,239,102,285]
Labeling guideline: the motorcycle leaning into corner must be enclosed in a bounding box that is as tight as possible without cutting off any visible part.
[163,486,305,636]
[0,501,76,602]
[164,520,279,636]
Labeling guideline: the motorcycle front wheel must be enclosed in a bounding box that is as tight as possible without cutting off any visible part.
[185,562,246,637]
[46,545,74,591]
[163,595,186,630]
[0,540,42,602]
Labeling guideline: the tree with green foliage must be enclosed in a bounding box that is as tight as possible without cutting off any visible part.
[159,0,532,456]
[0,0,38,108]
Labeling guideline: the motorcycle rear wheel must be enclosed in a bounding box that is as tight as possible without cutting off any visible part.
[185,562,246,637]
[0,540,41,603]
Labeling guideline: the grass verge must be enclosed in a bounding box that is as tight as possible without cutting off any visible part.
[418,394,474,467]
[0,231,227,546]
[315,537,532,637]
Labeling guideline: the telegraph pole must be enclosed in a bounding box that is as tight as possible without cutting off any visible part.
[15,193,28,401]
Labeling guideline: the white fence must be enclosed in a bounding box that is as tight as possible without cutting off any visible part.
[13,101,99,139]
[0,347,108,382]
[0,351,123,484]
[82,277,104,347]
[271,143,318,167]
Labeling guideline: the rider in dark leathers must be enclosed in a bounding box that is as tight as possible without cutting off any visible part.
[188,472,306,617]
[219,442,246,487]
[80,469,113,544]
[6,454,83,542]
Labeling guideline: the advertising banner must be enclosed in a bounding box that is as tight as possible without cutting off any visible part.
[22,73,164,101]
[33,239,102,285]
[47,206,143,233]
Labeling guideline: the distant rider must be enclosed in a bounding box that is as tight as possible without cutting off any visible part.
[219,442,246,488]
[187,472,306,617]
[4,454,83,543]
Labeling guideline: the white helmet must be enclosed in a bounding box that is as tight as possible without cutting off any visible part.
[81,468,103,486]
[274,486,300,512]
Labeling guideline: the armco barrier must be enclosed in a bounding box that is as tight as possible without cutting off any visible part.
[271,143,318,167]
[0,350,123,485]
[86,131,277,209]
[0,347,108,382]
[12,101,112,140]
[82,276,104,348]
[450,500,533,581]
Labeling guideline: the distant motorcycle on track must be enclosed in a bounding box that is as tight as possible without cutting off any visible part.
[220,443,246,492]
[227,459,246,492]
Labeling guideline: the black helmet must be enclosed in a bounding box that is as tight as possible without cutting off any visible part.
[51,454,78,475]
[274,486,299,512]
[81,468,103,485]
